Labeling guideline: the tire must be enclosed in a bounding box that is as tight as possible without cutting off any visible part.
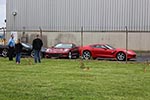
[82,50,91,60]
[2,49,8,57]
[31,51,43,58]
[116,52,126,61]
[31,51,34,57]
[68,51,72,59]
[40,53,44,58]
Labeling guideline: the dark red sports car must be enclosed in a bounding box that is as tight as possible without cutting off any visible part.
[45,43,80,59]
[79,44,136,61]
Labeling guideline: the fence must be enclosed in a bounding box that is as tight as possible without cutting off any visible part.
[5,26,150,62]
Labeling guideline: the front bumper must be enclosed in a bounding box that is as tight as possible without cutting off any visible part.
[45,53,68,58]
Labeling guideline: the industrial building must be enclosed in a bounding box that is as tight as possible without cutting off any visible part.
[6,0,150,50]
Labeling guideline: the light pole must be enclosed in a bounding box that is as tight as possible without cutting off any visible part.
[12,11,17,31]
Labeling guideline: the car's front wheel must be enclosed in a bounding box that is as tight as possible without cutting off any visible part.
[68,51,72,59]
[31,51,34,57]
[116,52,126,61]
[2,49,8,57]
[82,50,91,60]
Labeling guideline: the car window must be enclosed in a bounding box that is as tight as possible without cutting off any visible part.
[92,45,106,49]
[21,43,32,48]
[105,44,115,50]
[54,43,73,48]
[72,44,76,48]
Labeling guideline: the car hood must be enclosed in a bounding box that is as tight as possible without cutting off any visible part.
[46,48,70,53]
[116,48,136,54]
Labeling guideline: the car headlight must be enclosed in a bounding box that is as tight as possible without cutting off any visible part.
[127,51,132,54]
[64,49,69,52]
[46,49,51,52]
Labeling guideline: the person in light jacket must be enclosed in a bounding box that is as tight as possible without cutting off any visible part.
[8,34,15,61]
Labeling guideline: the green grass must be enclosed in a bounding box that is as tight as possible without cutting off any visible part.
[0,58,150,100]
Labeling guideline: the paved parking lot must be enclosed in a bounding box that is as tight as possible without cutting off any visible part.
[0,53,150,63]
[96,53,150,63]
[136,55,150,62]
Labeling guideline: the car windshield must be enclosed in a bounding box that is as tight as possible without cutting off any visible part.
[22,43,32,48]
[105,44,115,50]
[54,43,72,48]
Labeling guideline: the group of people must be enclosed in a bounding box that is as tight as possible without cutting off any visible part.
[8,34,43,64]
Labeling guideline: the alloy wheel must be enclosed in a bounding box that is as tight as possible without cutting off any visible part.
[82,51,91,60]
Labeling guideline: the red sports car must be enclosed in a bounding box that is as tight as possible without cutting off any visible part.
[45,43,80,59]
[79,44,136,61]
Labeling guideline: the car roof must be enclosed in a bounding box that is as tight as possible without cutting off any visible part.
[56,42,75,45]
[87,43,107,46]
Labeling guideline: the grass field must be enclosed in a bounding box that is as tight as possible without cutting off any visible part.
[0,58,150,100]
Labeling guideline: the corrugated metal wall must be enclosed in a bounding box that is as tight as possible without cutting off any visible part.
[6,0,150,31]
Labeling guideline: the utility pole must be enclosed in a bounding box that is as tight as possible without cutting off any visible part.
[125,26,128,63]
[39,26,42,38]
[81,26,83,47]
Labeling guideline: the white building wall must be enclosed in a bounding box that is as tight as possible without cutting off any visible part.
[6,31,150,51]
[6,0,150,31]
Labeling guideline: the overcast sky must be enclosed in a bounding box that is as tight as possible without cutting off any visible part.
[0,0,6,27]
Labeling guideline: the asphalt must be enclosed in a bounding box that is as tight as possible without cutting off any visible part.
[1,53,150,62]
[96,53,150,62]
[136,55,150,62]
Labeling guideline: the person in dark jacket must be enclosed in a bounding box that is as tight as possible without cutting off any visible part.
[32,34,43,63]
[15,39,23,64]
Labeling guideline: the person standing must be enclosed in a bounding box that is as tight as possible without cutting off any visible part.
[32,34,43,63]
[15,39,23,64]
[8,34,15,61]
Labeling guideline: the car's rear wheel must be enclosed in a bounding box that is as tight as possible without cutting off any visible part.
[31,51,43,58]
[82,50,91,60]
[2,49,8,57]
[116,52,126,61]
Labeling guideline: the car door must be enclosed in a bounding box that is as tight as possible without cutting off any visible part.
[102,45,115,58]
[21,45,32,56]
[92,44,114,58]
[91,44,107,57]
[70,44,79,56]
